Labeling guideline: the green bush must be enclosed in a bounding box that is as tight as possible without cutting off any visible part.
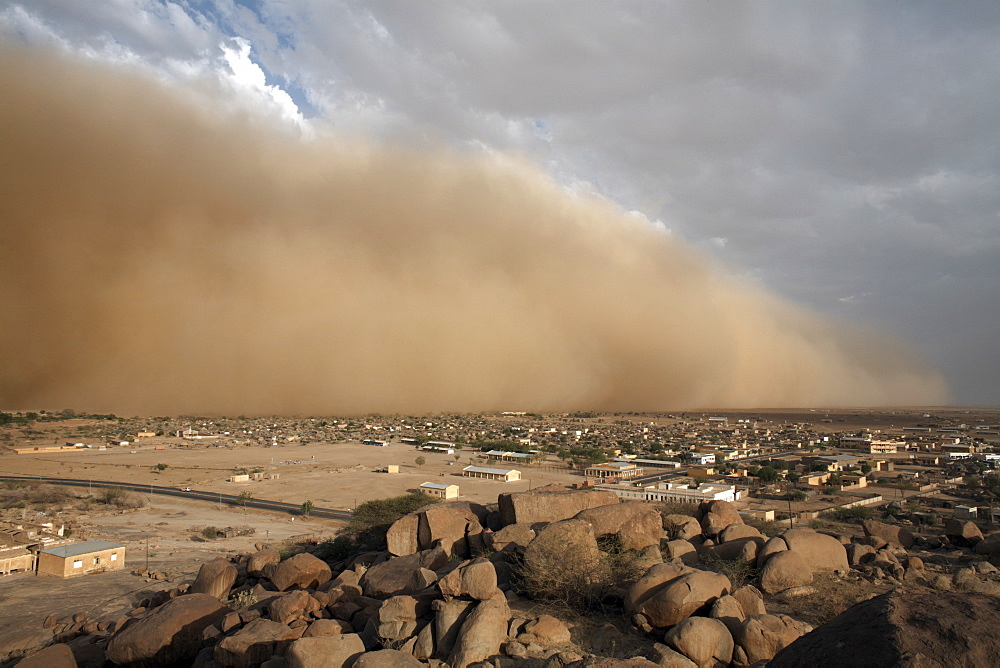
[833,506,875,523]
[201,526,218,539]
[315,536,355,562]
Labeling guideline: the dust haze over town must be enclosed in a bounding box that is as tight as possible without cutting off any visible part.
[0,48,947,417]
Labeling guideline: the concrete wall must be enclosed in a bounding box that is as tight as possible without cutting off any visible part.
[38,546,126,577]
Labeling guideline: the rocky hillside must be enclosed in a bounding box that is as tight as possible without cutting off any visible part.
[9,486,1000,667]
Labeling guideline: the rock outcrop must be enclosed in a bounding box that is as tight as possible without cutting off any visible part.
[106,594,229,666]
[498,485,619,526]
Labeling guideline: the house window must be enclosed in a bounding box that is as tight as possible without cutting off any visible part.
[94,556,100,565]
[72,560,83,568]
[111,553,118,561]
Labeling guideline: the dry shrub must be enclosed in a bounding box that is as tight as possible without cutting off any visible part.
[701,554,756,590]
[99,486,145,509]
[656,501,699,519]
[517,535,646,610]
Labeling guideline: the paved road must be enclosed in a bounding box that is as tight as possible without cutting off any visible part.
[0,475,352,522]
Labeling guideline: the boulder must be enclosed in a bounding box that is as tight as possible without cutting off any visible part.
[697,501,743,538]
[285,634,366,668]
[214,619,299,667]
[498,485,619,526]
[759,550,813,595]
[15,644,77,668]
[701,537,762,563]
[448,598,510,668]
[352,648,423,667]
[662,514,702,541]
[386,513,421,557]
[770,590,1000,667]
[247,549,281,577]
[974,532,1000,557]
[649,643,698,668]
[437,558,499,601]
[861,520,913,549]
[755,536,788,569]
[420,503,486,557]
[270,590,322,625]
[780,529,848,572]
[719,524,763,543]
[730,585,766,618]
[190,558,239,600]
[303,619,350,637]
[663,539,699,565]
[106,593,228,666]
[732,614,812,666]
[945,518,984,548]
[664,616,734,668]
[845,543,877,566]
[433,598,475,659]
[625,562,694,613]
[266,553,332,591]
[484,523,535,553]
[709,595,746,637]
[519,614,571,645]
[575,502,663,547]
[638,571,731,629]
[360,547,449,597]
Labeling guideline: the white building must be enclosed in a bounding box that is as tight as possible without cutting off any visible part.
[419,482,460,499]
[644,482,738,504]
[462,466,521,481]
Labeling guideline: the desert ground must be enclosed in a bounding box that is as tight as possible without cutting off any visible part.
[0,439,576,510]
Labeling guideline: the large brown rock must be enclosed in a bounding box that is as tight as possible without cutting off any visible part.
[730,585,766,618]
[701,537,762,563]
[418,503,485,557]
[519,614,572,645]
[433,598,475,659]
[107,593,229,666]
[759,550,813,595]
[845,543,877,566]
[190,558,238,600]
[498,485,618,526]
[284,634,366,668]
[448,598,510,668]
[662,514,703,541]
[732,614,812,666]
[770,591,1000,668]
[360,547,450,598]
[265,553,332,591]
[974,532,1000,557]
[484,523,536,553]
[719,524,763,543]
[709,595,746,637]
[352,648,424,667]
[780,529,848,572]
[15,644,76,668]
[269,590,321,625]
[247,549,281,577]
[945,518,983,548]
[437,557,499,601]
[637,571,731,629]
[649,643,698,668]
[664,616,734,668]
[386,513,421,557]
[861,520,913,549]
[625,562,694,613]
[214,619,299,667]
[755,536,788,569]
[575,502,663,547]
[697,500,743,538]
[663,539,700,565]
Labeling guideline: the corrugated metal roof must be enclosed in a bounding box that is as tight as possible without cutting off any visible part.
[40,540,123,558]
[419,482,453,490]
[463,465,518,475]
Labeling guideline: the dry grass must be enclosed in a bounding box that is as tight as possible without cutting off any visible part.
[764,574,893,627]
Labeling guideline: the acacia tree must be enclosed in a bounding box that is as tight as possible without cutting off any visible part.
[301,500,314,517]
[236,490,253,506]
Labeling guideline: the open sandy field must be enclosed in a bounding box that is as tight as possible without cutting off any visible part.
[0,439,578,510]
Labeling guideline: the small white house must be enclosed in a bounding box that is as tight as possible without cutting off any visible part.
[419,482,460,499]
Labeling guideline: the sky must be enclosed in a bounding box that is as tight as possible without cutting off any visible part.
[1,1,997,410]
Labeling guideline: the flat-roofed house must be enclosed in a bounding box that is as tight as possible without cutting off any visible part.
[37,540,125,577]
[584,461,644,480]
[0,547,35,575]
[462,466,521,481]
[419,482,460,499]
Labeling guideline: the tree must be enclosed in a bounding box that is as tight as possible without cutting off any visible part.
[860,462,872,474]
[415,456,426,467]
[237,490,253,506]
[301,500,314,517]
[789,490,808,502]
[155,463,168,471]
[757,466,780,483]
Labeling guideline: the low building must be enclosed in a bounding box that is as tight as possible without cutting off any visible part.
[419,482,460,499]
[376,465,400,473]
[955,505,979,520]
[584,462,644,480]
[228,474,250,483]
[485,450,534,463]
[614,458,681,470]
[642,482,738,504]
[817,454,861,471]
[689,453,718,466]
[687,466,715,478]
[422,445,455,455]
[0,547,35,575]
[594,482,649,501]
[462,466,521,481]
[37,541,125,578]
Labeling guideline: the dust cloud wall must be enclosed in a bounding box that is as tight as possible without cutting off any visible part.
[0,48,948,415]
